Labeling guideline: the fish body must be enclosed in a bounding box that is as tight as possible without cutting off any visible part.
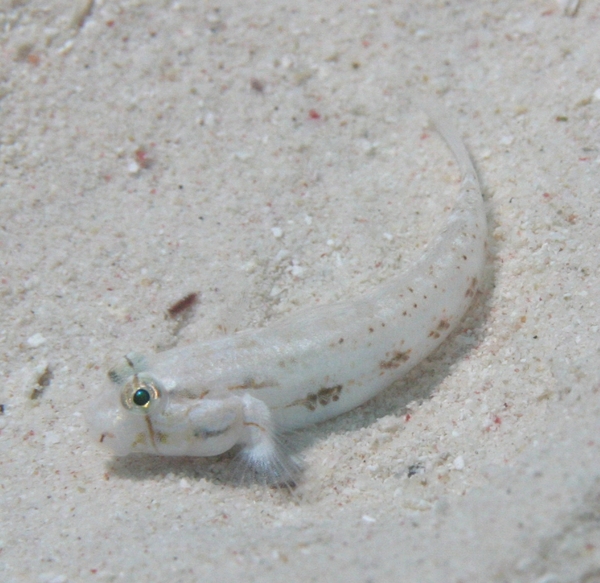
[89,113,486,485]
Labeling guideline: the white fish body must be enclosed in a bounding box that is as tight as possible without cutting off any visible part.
[89,113,486,484]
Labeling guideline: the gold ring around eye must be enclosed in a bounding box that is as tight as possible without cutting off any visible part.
[121,374,162,411]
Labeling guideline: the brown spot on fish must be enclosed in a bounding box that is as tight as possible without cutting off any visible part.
[132,431,148,448]
[145,415,157,451]
[317,384,342,405]
[286,385,343,411]
[244,421,266,432]
[108,369,120,383]
[99,432,115,443]
[465,276,479,298]
[379,350,412,370]
[227,378,275,391]
[428,318,451,340]
[172,387,211,400]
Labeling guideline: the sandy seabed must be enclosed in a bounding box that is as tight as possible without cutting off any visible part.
[1,1,600,581]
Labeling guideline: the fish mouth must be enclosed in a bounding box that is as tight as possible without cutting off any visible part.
[86,389,128,454]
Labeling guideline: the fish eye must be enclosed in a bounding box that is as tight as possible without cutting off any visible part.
[120,373,165,414]
[133,388,151,407]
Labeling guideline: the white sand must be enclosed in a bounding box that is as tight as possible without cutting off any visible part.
[1,1,600,581]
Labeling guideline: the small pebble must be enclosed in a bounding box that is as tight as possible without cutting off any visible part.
[453,455,465,470]
[44,431,61,446]
[127,161,140,175]
[234,151,252,161]
[27,333,46,348]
